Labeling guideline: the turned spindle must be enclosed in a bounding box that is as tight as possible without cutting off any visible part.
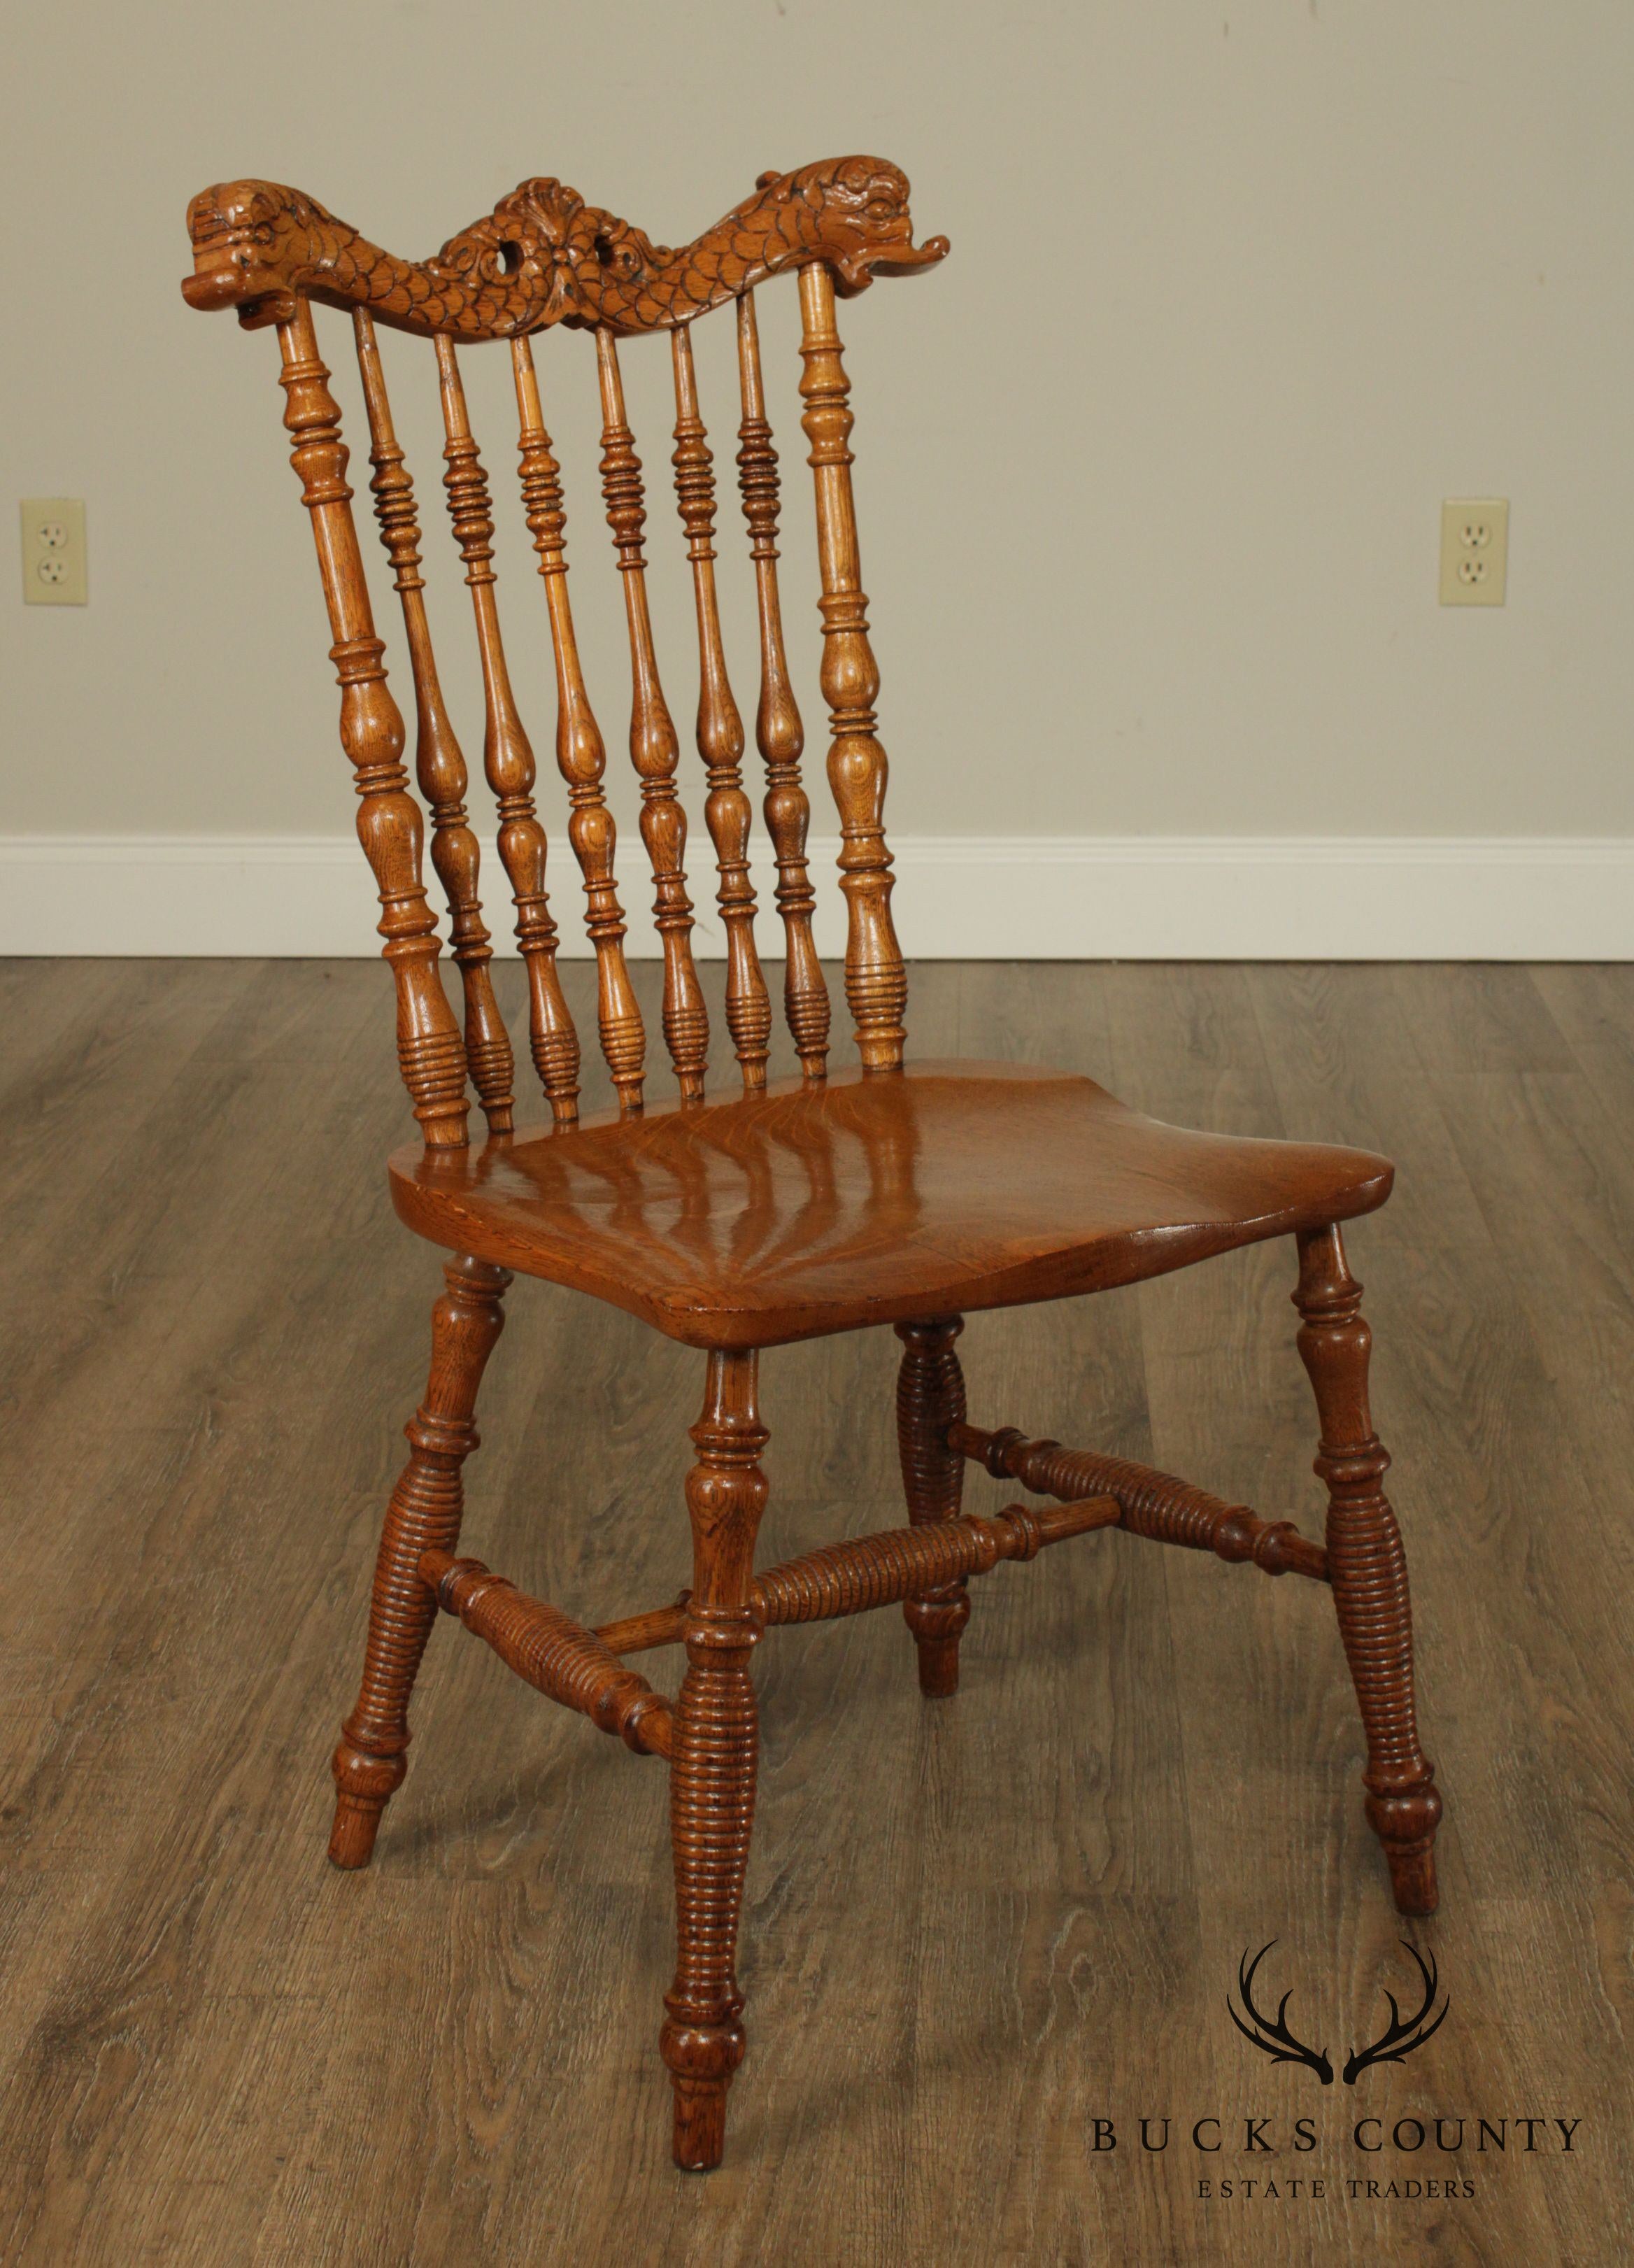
[353,312,513,1135]
[511,334,645,1112]
[596,328,711,1101]
[672,323,772,1091]
[896,1317,971,1695]
[276,302,468,1149]
[329,1254,509,1866]
[594,1493,1122,1657]
[1294,1227,1442,1915]
[422,1551,673,1757]
[434,334,581,1123]
[798,263,907,1074]
[736,292,830,1079]
[953,1424,1331,1582]
[662,1349,767,2172]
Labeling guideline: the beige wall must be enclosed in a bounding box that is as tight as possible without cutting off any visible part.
[5,0,1633,856]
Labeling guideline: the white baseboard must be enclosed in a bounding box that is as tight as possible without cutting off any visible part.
[1,832,1631,960]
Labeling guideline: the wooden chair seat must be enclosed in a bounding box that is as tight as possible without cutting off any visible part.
[185,153,1442,2176]
[390,1058,1393,1347]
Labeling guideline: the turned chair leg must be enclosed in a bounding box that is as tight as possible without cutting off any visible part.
[661,1349,768,2172]
[328,1253,511,1869]
[895,1317,969,1696]
[1293,1226,1442,1915]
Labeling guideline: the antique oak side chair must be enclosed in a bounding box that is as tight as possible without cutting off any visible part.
[182,157,1442,2171]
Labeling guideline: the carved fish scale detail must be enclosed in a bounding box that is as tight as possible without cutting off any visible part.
[184,158,949,339]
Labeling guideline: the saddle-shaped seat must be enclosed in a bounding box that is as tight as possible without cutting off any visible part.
[391,1059,1393,1348]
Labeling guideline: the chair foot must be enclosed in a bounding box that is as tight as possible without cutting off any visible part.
[327,1750,401,1869]
[328,1794,385,1871]
[326,1254,509,1870]
[1373,1787,1443,1916]
[904,1608,965,1699]
[664,2040,743,2172]
[895,1318,969,1698]
[672,2091,726,2173]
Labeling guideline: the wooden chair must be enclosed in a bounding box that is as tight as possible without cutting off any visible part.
[181,157,1442,2171]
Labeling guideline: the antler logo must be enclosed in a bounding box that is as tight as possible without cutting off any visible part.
[1226,1943,1333,2085]
[1342,1942,1449,2084]
[1227,1940,1449,2088]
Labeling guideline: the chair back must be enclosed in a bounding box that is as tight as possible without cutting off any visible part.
[182,160,948,1144]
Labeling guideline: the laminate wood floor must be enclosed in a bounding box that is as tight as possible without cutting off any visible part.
[1,958,1629,2267]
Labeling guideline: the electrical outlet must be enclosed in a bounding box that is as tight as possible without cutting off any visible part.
[1440,498,1507,607]
[20,497,87,605]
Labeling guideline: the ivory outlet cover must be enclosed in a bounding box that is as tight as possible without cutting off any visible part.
[1440,498,1507,607]
[21,497,87,606]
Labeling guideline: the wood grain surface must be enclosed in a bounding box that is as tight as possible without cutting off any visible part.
[0,956,1628,2266]
[386,1063,1393,1348]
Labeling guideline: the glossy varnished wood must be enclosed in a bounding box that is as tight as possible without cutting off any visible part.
[353,311,515,1135]
[422,1550,674,1758]
[798,263,908,1071]
[671,324,772,1091]
[183,158,949,337]
[328,1252,509,1866]
[895,1317,972,1695]
[184,157,948,1135]
[735,291,830,1078]
[510,334,646,1110]
[662,1349,768,2169]
[1294,1223,1441,1913]
[595,1491,1123,1654]
[389,1059,1393,1349]
[1,958,1624,2265]
[434,335,581,1120]
[953,1419,1330,1580]
[276,304,468,1148]
[596,327,710,1100]
[180,156,1445,2181]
